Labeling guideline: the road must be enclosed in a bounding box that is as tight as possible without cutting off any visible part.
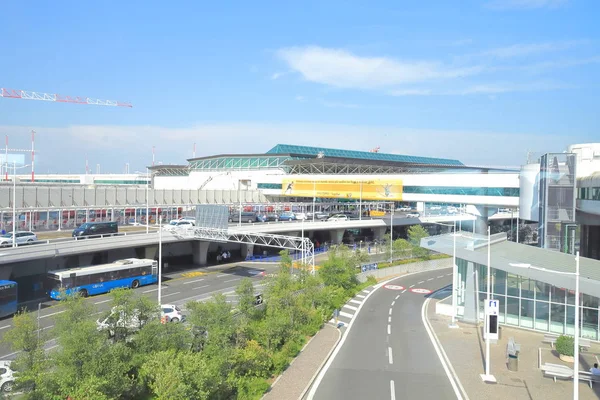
[310,268,457,400]
[0,262,279,360]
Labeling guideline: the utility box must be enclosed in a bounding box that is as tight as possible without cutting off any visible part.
[484,299,500,341]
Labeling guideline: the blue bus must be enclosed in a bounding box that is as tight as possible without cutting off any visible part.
[47,258,158,300]
[0,281,18,318]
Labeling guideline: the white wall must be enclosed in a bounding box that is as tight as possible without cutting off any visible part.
[568,143,600,178]
[519,163,540,222]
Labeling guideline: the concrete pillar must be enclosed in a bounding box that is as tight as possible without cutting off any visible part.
[373,227,387,241]
[141,246,158,260]
[192,241,210,266]
[474,205,490,235]
[330,229,345,244]
[462,261,478,323]
[241,243,255,259]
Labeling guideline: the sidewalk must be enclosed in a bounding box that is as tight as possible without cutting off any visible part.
[262,323,340,400]
[426,299,600,400]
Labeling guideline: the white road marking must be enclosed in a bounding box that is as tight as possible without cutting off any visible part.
[362,289,370,293]
[387,324,391,335]
[217,274,228,277]
[143,286,166,293]
[343,304,358,311]
[0,325,11,331]
[183,278,205,284]
[161,292,181,298]
[389,308,393,315]
[437,275,444,279]
[350,299,362,305]
[193,284,210,290]
[339,311,354,319]
[394,295,400,300]
[47,345,59,351]
[390,380,396,400]
[409,285,415,288]
[447,273,452,276]
[427,278,434,281]
[356,294,366,298]
[388,316,391,323]
[40,310,65,319]
[388,347,393,365]
[391,301,395,306]
[94,299,111,305]
[224,278,240,283]
[401,289,407,294]
[418,281,424,284]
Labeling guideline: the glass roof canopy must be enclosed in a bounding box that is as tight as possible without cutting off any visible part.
[267,144,463,166]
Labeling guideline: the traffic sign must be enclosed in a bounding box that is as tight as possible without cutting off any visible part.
[410,288,432,294]
[384,284,405,291]
[485,298,499,316]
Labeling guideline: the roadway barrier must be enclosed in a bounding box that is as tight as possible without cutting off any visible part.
[356,258,452,282]
[245,246,329,262]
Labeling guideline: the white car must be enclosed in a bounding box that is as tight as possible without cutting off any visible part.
[96,307,142,335]
[0,231,37,247]
[397,206,411,212]
[164,220,195,230]
[0,361,15,393]
[406,212,420,218]
[328,214,349,221]
[161,304,186,323]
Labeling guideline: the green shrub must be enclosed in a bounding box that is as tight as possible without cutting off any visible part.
[555,335,575,357]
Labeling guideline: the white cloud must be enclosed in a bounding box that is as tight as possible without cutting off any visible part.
[276,46,482,89]
[0,122,576,171]
[390,81,574,96]
[486,0,568,10]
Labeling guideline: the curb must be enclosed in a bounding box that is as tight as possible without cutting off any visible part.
[297,324,342,400]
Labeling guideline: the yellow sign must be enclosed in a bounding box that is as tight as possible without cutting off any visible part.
[281,179,402,201]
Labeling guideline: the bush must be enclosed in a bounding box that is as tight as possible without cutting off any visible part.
[555,335,575,357]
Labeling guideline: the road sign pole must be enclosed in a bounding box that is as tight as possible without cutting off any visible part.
[481,226,496,383]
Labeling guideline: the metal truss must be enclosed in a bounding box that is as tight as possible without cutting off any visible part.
[1,88,132,108]
[285,161,440,175]
[188,155,298,171]
[178,226,315,267]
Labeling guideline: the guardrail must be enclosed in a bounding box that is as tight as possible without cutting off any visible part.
[244,246,329,262]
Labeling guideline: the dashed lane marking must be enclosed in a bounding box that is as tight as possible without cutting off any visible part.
[390,380,396,400]
[437,275,444,279]
[40,310,65,319]
[224,278,240,283]
[418,281,424,284]
[401,289,407,294]
[0,325,10,331]
[339,311,354,319]
[94,299,111,305]
[388,316,391,323]
[409,285,415,288]
[183,278,205,284]
[362,289,371,293]
[387,324,391,335]
[427,278,434,281]
[356,294,366,299]
[161,292,181,298]
[193,284,210,290]
[350,299,362,305]
[388,347,394,365]
[343,304,358,311]
[391,301,395,306]
[394,295,400,300]
[389,308,393,315]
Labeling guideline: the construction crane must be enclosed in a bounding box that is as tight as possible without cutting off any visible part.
[0,87,132,107]
[1,86,132,182]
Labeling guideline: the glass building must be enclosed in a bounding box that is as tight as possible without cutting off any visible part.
[422,232,600,340]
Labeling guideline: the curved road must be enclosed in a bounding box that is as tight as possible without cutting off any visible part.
[310,268,458,400]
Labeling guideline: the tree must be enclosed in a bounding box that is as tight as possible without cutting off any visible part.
[392,238,413,260]
[407,225,430,259]
[186,294,235,355]
[319,246,360,291]
[236,278,257,320]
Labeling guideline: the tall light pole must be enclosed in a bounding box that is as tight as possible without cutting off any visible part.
[450,218,458,328]
[157,217,163,305]
[238,179,242,227]
[359,181,363,221]
[510,252,580,400]
[312,180,316,222]
[12,161,16,248]
[146,168,150,234]
[480,225,495,382]
[389,204,394,263]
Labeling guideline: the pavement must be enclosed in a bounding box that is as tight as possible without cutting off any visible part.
[427,299,600,400]
[308,268,455,400]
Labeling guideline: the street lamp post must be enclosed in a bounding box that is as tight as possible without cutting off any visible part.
[238,180,242,228]
[158,217,163,305]
[389,205,394,263]
[146,169,150,234]
[510,252,580,400]
[12,161,16,248]
[480,225,496,382]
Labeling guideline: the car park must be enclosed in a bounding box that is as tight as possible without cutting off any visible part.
[0,231,37,247]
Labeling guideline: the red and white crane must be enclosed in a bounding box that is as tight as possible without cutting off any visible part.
[1,86,132,181]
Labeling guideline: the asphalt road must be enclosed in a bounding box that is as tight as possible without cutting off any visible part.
[311,268,457,400]
[0,262,279,360]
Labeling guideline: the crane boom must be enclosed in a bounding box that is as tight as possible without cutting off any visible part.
[0,87,132,108]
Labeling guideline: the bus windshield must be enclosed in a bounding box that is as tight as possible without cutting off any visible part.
[0,282,18,318]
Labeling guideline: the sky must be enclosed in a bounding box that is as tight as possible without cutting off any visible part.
[0,0,599,173]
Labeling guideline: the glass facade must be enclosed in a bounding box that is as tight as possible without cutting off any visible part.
[267,144,463,166]
[257,183,283,189]
[579,187,600,200]
[189,155,296,171]
[402,186,519,197]
[457,260,599,340]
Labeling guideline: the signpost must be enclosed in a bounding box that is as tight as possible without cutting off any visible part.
[484,298,499,341]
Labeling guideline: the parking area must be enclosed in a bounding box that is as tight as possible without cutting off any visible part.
[427,299,600,400]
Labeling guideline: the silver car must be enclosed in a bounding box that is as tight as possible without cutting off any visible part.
[0,231,37,247]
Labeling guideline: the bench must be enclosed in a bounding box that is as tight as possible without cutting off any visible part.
[578,371,600,388]
[542,334,591,351]
[541,363,574,382]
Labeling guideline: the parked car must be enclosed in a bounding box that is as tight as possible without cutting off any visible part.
[161,304,186,323]
[0,231,37,247]
[0,360,15,393]
[307,212,329,220]
[328,214,349,221]
[278,212,296,221]
[263,213,279,222]
[295,212,307,220]
[164,220,195,230]
[397,206,411,212]
[406,212,420,218]
[229,212,260,223]
[72,222,118,238]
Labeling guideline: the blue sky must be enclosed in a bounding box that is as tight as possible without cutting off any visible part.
[0,0,599,173]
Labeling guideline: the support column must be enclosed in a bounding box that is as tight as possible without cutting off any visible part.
[330,229,345,244]
[373,227,387,241]
[241,243,255,260]
[474,206,490,235]
[192,241,210,266]
[462,261,478,323]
